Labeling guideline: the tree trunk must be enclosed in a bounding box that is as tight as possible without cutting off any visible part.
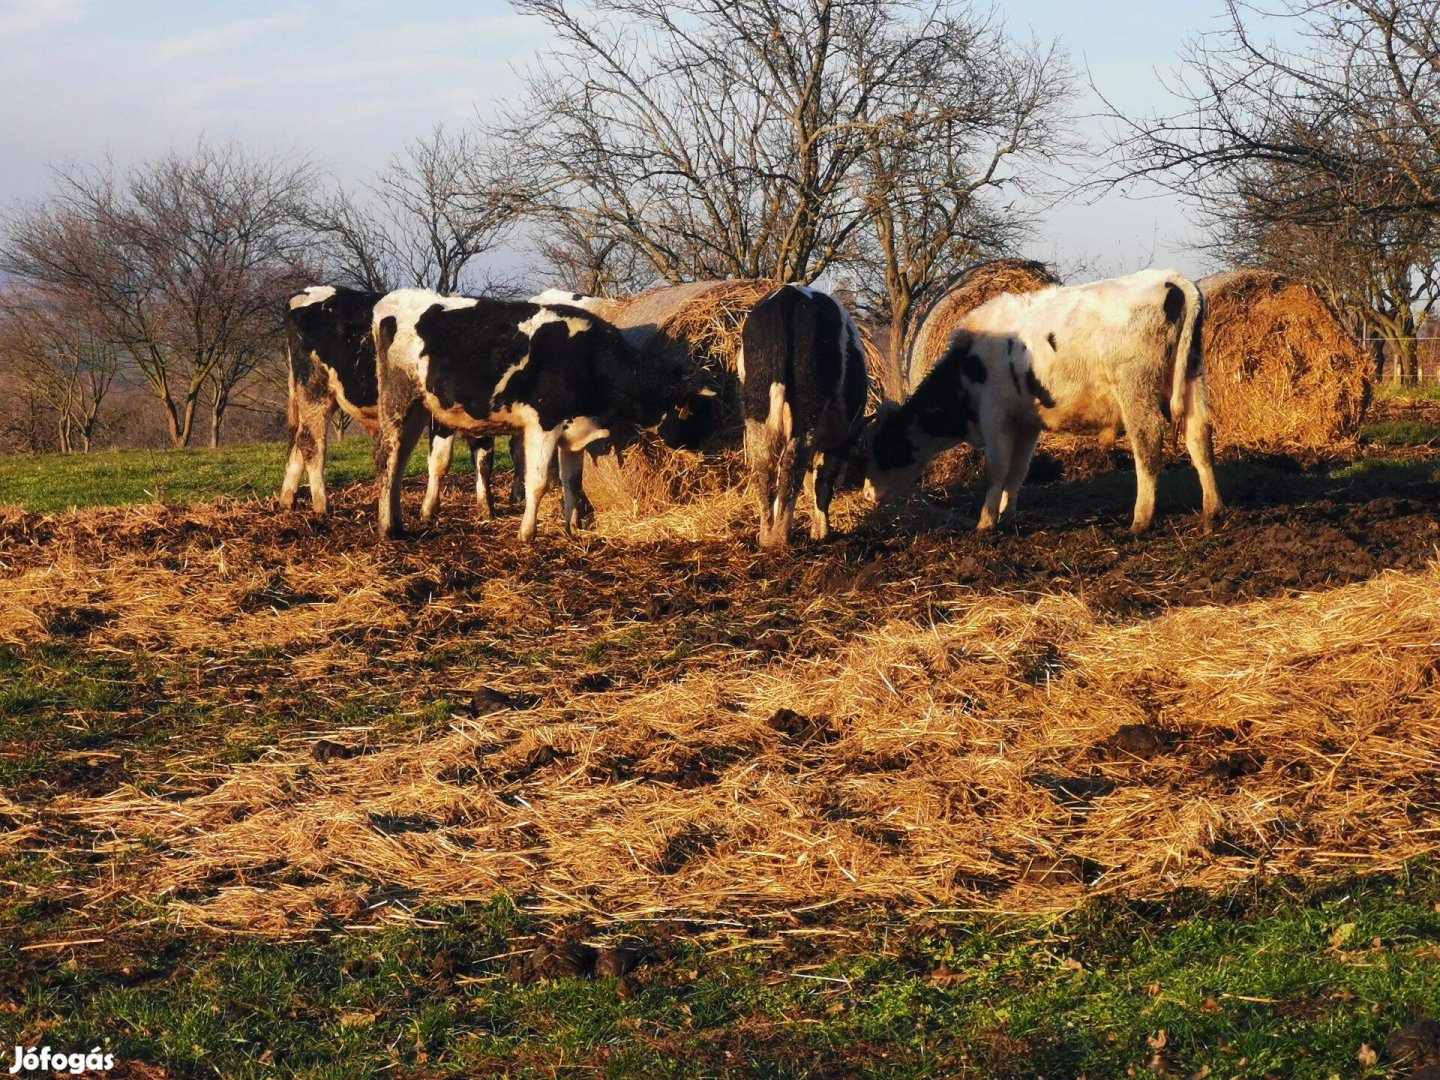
[886,312,909,401]
[177,395,198,447]
[1398,334,1420,386]
[209,396,225,448]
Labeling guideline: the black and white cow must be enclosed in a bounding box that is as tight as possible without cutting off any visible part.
[279,285,497,522]
[372,289,682,542]
[740,284,869,547]
[863,268,1222,532]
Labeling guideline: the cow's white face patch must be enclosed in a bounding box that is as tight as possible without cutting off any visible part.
[289,285,337,310]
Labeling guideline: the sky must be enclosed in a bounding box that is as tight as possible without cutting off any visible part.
[0,0,1246,281]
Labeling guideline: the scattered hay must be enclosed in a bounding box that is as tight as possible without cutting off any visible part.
[11,490,1437,935]
[905,259,1062,491]
[1199,270,1373,451]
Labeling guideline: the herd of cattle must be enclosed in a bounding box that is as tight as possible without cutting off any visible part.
[279,269,1223,548]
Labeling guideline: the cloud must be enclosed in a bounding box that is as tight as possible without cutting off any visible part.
[153,6,310,62]
[0,0,90,38]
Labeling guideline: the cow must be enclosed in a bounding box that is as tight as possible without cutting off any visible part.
[496,290,623,513]
[862,268,1223,533]
[279,285,498,522]
[739,284,869,547]
[371,289,683,542]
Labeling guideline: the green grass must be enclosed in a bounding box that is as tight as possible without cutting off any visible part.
[0,437,514,514]
[3,865,1438,1077]
[1362,419,1440,447]
[1371,381,1440,402]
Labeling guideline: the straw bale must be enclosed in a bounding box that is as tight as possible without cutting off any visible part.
[1198,270,1373,450]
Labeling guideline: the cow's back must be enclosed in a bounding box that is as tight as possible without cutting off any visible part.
[742,285,864,443]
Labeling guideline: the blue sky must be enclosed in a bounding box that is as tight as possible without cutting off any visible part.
[0,0,1244,279]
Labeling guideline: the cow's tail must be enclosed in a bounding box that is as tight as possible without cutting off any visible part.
[283,325,302,445]
[1168,275,1206,441]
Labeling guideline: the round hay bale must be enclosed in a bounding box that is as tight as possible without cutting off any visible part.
[906,259,1062,491]
[1198,270,1372,451]
[587,279,888,515]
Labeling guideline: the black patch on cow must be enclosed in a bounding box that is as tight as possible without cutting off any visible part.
[1046,331,1058,351]
[1025,369,1057,409]
[1163,282,1185,324]
[1006,338,1015,355]
[410,300,679,437]
[1008,362,1021,393]
[871,411,919,469]
[286,286,386,410]
[902,334,979,445]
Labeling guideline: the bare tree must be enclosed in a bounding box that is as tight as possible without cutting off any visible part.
[308,125,526,294]
[853,23,1073,397]
[1107,0,1440,383]
[1108,0,1440,226]
[531,212,659,296]
[1211,170,1440,382]
[507,0,1074,397]
[2,142,314,447]
[0,285,120,453]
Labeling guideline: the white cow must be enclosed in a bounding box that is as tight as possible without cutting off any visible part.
[863,268,1223,532]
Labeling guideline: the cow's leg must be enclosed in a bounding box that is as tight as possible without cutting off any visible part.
[745,419,776,546]
[518,425,563,543]
[376,401,430,540]
[765,436,804,549]
[558,446,586,534]
[976,412,1015,532]
[810,445,846,541]
[571,452,595,528]
[997,426,1041,526]
[1181,387,1223,530]
[281,389,333,513]
[419,428,455,527]
[471,437,495,520]
[1123,401,1166,533]
[508,434,526,505]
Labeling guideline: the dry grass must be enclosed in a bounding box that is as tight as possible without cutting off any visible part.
[1200,270,1373,451]
[5,489,1437,938]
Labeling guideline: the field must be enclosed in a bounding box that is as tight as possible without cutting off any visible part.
[3,430,1440,1078]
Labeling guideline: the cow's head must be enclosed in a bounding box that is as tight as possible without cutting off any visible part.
[861,400,924,504]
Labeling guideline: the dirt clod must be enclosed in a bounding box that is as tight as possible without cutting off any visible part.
[1019,855,1108,885]
[594,945,643,979]
[469,686,540,715]
[520,940,597,982]
[1386,1019,1440,1067]
[311,740,354,763]
[1105,724,1174,759]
